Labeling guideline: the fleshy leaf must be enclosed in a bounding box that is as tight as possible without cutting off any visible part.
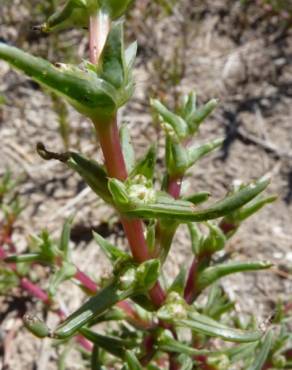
[188,99,218,132]
[168,267,187,295]
[124,177,270,222]
[37,144,112,204]
[169,141,189,175]
[183,192,211,205]
[4,253,43,264]
[49,262,77,297]
[179,312,262,343]
[59,217,73,259]
[237,195,277,222]
[133,259,160,293]
[203,284,234,320]
[197,261,272,292]
[100,0,133,20]
[120,125,135,173]
[158,333,211,356]
[247,330,274,370]
[187,138,223,167]
[187,223,202,255]
[124,350,142,370]
[0,268,19,294]
[41,0,88,32]
[130,145,157,180]
[181,92,197,122]
[151,99,189,139]
[108,178,129,205]
[23,314,51,338]
[68,152,112,203]
[124,41,137,82]
[199,222,226,255]
[0,43,117,120]
[54,281,121,339]
[98,22,124,88]
[80,328,128,358]
[93,231,129,263]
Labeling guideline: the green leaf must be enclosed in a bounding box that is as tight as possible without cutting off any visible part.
[23,314,50,338]
[187,138,223,167]
[247,330,274,370]
[90,344,100,370]
[124,176,270,222]
[197,261,272,292]
[226,342,258,363]
[93,231,129,263]
[38,230,60,263]
[49,262,77,297]
[0,268,19,294]
[54,281,121,339]
[187,223,202,255]
[183,191,211,205]
[151,99,189,139]
[146,221,156,253]
[42,0,88,32]
[0,43,117,120]
[120,125,135,173]
[124,41,137,82]
[188,99,218,132]
[130,145,157,181]
[134,259,160,293]
[54,260,157,339]
[178,312,262,343]
[67,151,113,204]
[199,222,226,255]
[158,333,211,356]
[237,195,277,222]
[124,351,142,370]
[4,253,43,264]
[169,141,189,175]
[99,22,124,88]
[181,92,197,122]
[37,144,113,204]
[80,328,128,358]
[59,217,73,259]
[203,284,234,320]
[99,0,133,19]
[168,267,187,295]
[108,178,129,205]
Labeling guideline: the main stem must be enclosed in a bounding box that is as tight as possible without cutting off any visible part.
[95,119,166,307]
[89,11,166,308]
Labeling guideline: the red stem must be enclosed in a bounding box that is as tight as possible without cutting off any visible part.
[0,245,92,350]
[184,259,198,304]
[74,269,97,294]
[167,175,183,199]
[20,278,51,304]
[95,118,166,307]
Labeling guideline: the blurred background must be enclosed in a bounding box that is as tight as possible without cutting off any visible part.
[0,0,291,369]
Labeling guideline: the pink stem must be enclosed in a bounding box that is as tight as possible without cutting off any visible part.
[89,11,110,65]
[75,269,97,294]
[167,175,183,199]
[76,334,93,351]
[20,278,51,304]
[94,118,166,307]
[183,259,198,304]
[0,245,92,351]
[89,10,167,307]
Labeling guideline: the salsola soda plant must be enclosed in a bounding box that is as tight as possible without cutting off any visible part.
[1,1,292,369]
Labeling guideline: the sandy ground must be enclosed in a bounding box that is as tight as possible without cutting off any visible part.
[0,0,291,369]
